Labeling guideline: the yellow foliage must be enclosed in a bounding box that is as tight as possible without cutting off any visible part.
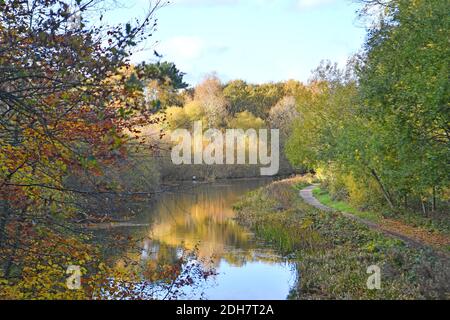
[321,166,384,210]
[184,101,205,121]
[227,111,265,130]
[165,106,188,129]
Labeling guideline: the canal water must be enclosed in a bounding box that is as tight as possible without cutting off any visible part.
[105,179,297,300]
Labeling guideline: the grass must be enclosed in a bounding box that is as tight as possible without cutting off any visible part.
[313,187,450,238]
[291,173,319,191]
[234,179,450,300]
[312,187,382,222]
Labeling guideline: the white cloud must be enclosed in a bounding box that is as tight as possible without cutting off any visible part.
[171,0,240,6]
[159,36,206,61]
[167,0,337,9]
[155,36,229,83]
[158,36,228,60]
[296,0,336,9]
[171,0,283,7]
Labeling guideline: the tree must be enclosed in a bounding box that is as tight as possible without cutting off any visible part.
[285,61,386,206]
[227,111,265,130]
[194,74,229,127]
[223,80,252,116]
[268,96,300,136]
[140,61,189,108]
[357,0,450,209]
[287,0,450,212]
[0,0,167,298]
[223,81,285,119]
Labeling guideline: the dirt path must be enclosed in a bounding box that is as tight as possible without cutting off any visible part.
[300,185,449,256]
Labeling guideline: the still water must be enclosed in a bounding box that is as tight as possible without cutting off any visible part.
[110,179,297,300]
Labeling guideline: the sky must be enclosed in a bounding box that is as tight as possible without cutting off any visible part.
[105,0,367,86]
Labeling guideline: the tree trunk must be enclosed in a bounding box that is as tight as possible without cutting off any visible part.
[421,199,427,216]
[432,187,437,212]
[370,168,395,209]
[0,199,11,246]
[4,221,20,279]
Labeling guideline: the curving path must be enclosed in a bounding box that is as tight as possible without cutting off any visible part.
[300,185,447,255]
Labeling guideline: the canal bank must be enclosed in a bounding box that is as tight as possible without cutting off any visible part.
[233,177,450,299]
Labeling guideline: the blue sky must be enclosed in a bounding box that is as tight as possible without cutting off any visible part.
[106,0,367,85]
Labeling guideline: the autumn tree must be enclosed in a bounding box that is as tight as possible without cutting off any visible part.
[223,80,251,116]
[269,96,299,137]
[194,74,229,127]
[357,0,450,211]
[223,80,287,119]
[0,0,168,298]
[287,0,449,213]
[140,61,189,108]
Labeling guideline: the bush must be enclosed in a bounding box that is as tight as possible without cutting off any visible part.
[321,168,348,201]
[321,167,385,211]
[343,174,384,211]
[234,179,450,299]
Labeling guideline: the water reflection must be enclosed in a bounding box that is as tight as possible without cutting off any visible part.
[135,179,297,300]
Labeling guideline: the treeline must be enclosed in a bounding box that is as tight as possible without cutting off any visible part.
[141,75,310,180]
[286,0,449,215]
[162,75,305,131]
[0,0,191,299]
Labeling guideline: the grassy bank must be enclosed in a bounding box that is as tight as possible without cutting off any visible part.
[233,178,450,299]
[313,187,450,249]
[312,187,381,222]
